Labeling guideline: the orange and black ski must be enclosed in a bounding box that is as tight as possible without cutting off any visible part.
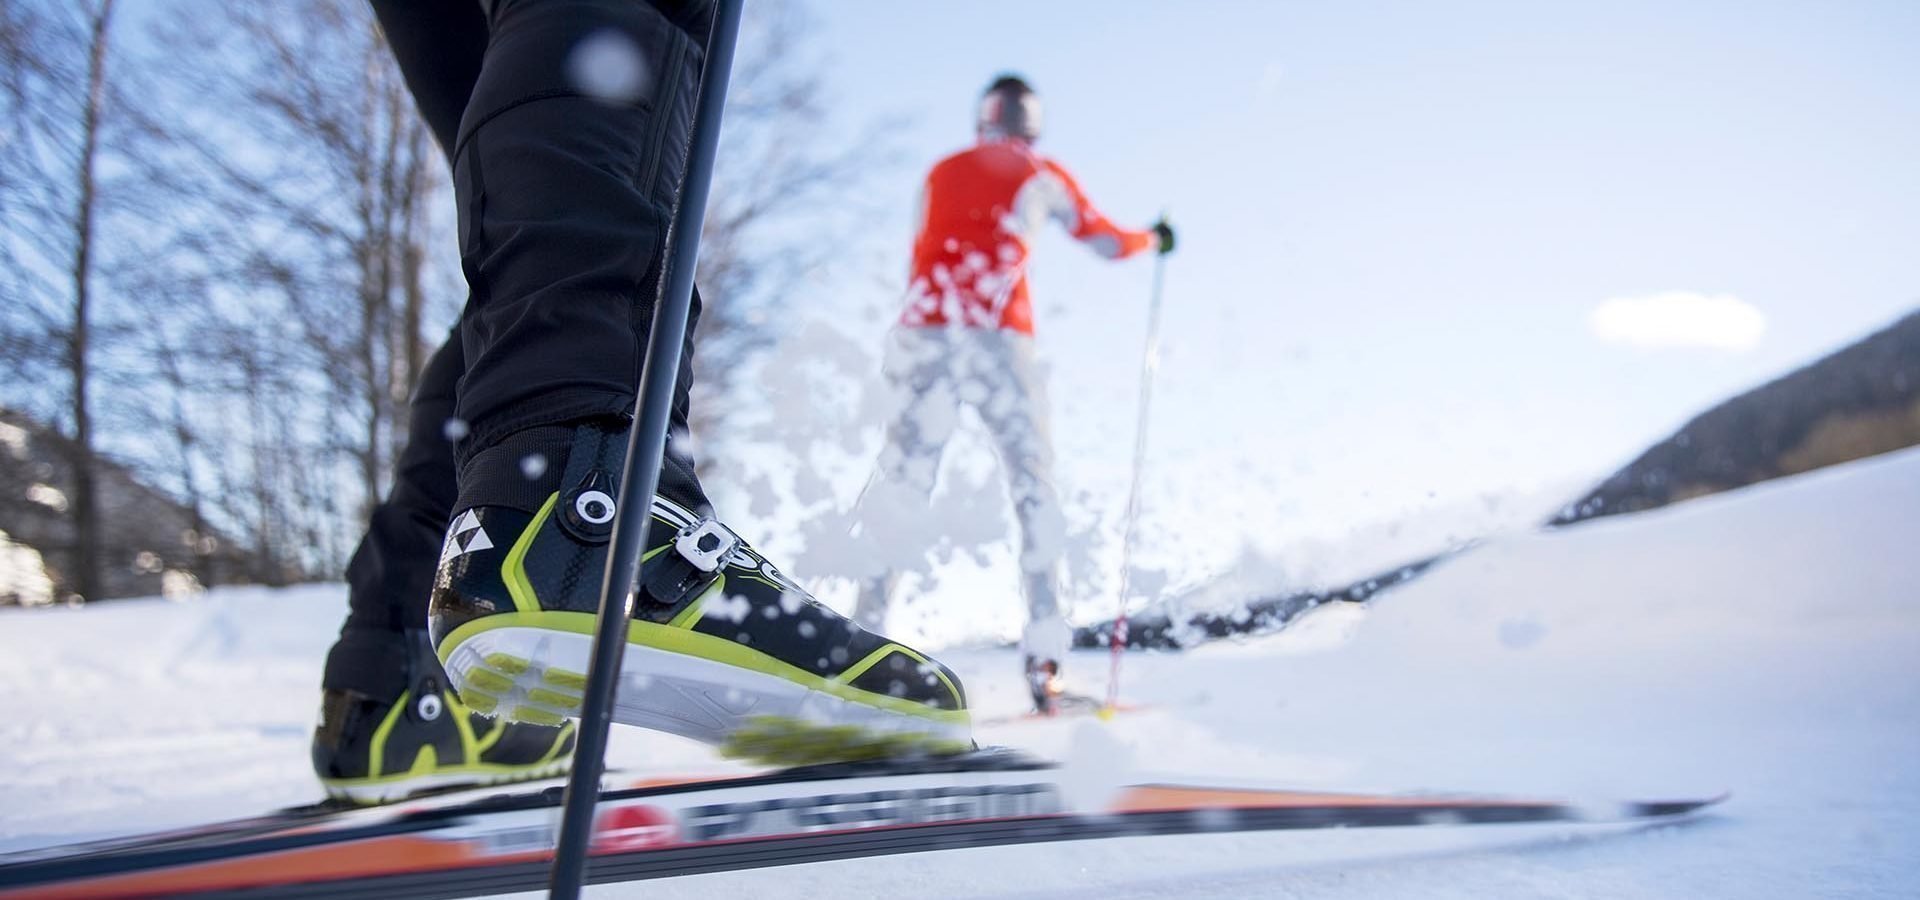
[0,748,1724,900]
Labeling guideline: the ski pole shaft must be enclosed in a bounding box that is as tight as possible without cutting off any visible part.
[1106,248,1169,712]
[548,1,744,897]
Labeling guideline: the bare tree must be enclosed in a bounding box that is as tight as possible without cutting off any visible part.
[141,0,446,560]
[0,0,122,602]
[65,0,117,605]
[148,333,216,586]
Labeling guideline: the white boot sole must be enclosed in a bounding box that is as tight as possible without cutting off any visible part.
[442,626,969,750]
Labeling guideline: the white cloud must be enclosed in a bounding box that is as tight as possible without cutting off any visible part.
[1588,291,1766,351]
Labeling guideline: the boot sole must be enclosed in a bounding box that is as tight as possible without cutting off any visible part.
[437,613,970,759]
[321,762,570,806]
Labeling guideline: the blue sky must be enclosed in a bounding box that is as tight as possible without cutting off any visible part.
[737,0,1920,619]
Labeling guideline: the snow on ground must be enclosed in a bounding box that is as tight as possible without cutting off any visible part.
[3,447,1918,897]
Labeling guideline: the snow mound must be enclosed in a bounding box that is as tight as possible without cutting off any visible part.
[955,447,1920,897]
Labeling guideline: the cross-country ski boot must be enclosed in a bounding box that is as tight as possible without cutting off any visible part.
[1021,615,1073,715]
[430,420,971,767]
[312,630,575,805]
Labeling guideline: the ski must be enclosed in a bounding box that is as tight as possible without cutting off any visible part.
[974,693,1153,726]
[1077,547,1468,650]
[0,748,1722,899]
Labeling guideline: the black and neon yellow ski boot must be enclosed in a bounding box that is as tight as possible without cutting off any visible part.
[429,420,971,766]
[312,630,575,805]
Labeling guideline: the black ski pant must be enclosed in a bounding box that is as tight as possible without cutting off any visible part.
[325,0,715,700]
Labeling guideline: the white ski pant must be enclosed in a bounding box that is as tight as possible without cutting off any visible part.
[853,327,1066,636]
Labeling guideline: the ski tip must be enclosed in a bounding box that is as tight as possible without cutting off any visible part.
[1622,791,1731,819]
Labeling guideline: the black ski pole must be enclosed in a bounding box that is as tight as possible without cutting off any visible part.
[547,1,744,897]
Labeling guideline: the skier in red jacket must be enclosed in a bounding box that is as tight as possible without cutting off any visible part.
[855,75,1174,714]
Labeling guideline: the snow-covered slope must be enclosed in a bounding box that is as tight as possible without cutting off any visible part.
[3,447,1918,897]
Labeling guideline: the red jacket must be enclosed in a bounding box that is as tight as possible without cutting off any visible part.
[901,139,1154,335]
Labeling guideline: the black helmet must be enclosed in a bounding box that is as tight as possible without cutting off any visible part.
[978,74,1041,143]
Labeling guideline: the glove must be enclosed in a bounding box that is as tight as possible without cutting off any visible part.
[1152,219,1176,255]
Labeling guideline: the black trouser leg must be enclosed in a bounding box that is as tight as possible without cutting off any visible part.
[325,0,713,700]
[370,0,708,470]
[448,0,706,465]
[323,333,464,699]
[368,0,487,161]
